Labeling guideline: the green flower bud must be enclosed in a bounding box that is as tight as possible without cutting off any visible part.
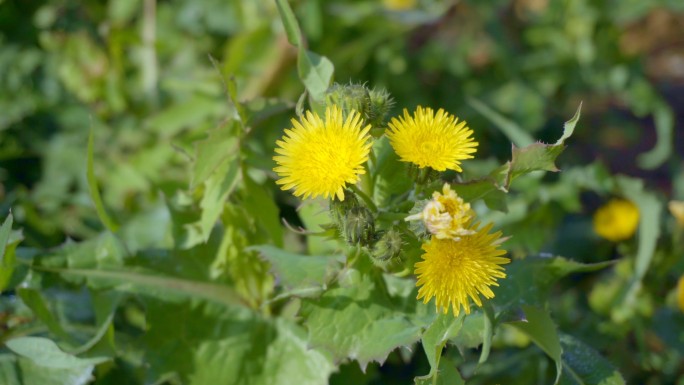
[371,228,404,262]
[325,83,371,119]
[329,192,360,229]
[367,87,395,133]
[343,206,375,246]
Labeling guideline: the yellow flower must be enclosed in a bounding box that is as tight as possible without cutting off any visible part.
[668,200,684,228]
[678,276,684,312]
[405,183,474,240]
[383,0,417,11]
[273,106,372,201]
[386,106,478,172]
[593,199,640,242]
[415,223,509,315]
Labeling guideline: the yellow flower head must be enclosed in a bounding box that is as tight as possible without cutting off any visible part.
[415,223,509,315]
[273,106,372,201]
[386,106,477,171]
[678,275,684,312]
[405,183,474,240]
[593,198,640,242]
[668,200,684,228]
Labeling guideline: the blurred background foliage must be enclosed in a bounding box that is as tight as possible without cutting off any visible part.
[1,0,684,384]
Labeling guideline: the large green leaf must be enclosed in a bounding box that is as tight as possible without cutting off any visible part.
[249,245,342,295]
[34,266,246,308]
[142,300,334,385]
[558,334,625,385]
[301,268,422,370]
[5,337,109,368]
[492,256,614,310]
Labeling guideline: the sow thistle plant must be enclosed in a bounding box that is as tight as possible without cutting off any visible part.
[274,88,509,317]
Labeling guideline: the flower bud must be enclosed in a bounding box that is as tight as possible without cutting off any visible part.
[343,206,376,246]
[371,228,404,262]
[325,83,371,119]
[367,87,394,134]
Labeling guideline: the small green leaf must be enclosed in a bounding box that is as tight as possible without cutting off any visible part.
[243,172,283,247]
[510,306,563,385]
[6,337,109,368]
[249,245,342,293]
[87,128,119,233]
[637,101,672,169]
[556,103,582,145]
[297,49,334,103]
[191,121,240,188]
[478,303,495,366]
[467,97,535,148]
[0,213,13,263]
[275,0,302,47]
[17,288,71,341]
[558,334,626,385]
[301,268,422,370]
[421,312,465,373]
[0,214,20,292]
[190,156,241,242]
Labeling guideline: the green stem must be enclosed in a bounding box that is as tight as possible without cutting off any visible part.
[349,184,377,213]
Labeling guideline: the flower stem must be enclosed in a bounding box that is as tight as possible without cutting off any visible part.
[349,184,377,213]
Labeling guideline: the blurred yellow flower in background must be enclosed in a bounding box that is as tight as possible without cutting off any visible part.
[273,106,372,201]
[415,223,509,315]
[593,199,640,242]
[382,0,417,11]
[406,183,475,240]
[668,200,684,228]
[386,106,478,172]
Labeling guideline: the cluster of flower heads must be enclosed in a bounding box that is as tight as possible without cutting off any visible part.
[272,85,508,316]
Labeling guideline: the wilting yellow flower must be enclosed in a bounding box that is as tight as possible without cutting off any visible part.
[386,106,478,172]
[383,0,417,11]
[678,276,684,312]
[669,201,684,228]
[273,106,372,201]
[415,223,509,315]
[406,183,474,240]
[593,199,640,242]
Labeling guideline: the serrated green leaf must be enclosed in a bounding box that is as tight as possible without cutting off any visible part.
[556,103,582,145]
[143,300,333,385]
[87,128,119,233]
[450,311,485,350]
[191,121,240,188]
[510,306,563,385]
[17,288,70,341]
[297,49,334,103]
[302,268,422,370]
[558,334,626,385]
[493,256,614,309]
[249,245,342,293]
[6,337,109,368]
